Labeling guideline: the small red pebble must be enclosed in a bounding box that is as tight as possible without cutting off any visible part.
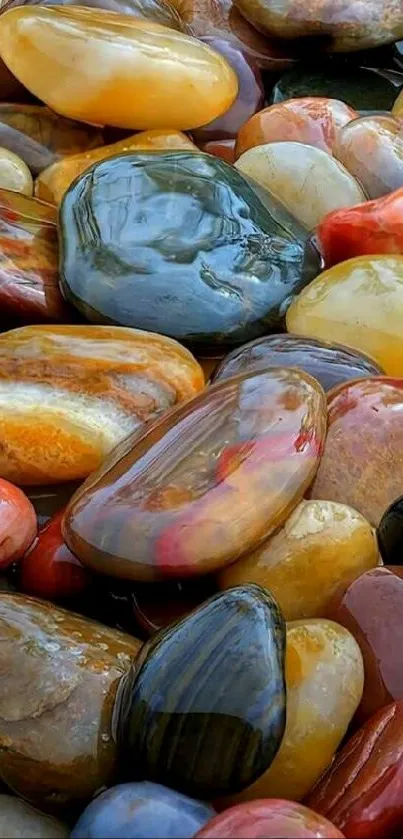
[0,478,37,568]
[317,187,403,267]
[199,139,236,164]
[20,507,90,599]
[195,799,344,838]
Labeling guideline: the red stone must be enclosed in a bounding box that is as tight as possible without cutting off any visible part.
[20,507,90,599]
[196,799,344,838]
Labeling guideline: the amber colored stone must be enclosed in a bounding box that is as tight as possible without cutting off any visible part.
[213,334,385,392]
[199,139,236,163]
[334,115,403,200]
[0,147,32,195]
[0,592,141,812]
[393,86,403,119]
[235,98,358,160]
[307,700,403,839]
[196,801,344,838]
[218,500,379,621]
[310,378,403,526]
[35,130,197,205]
[0,7,238,130]
[233,0,403,52]
[0,188,72,325]
[236,142,365,231]
[0,103,104,177]
[326,567,403,723]
[286,256,403,375]
[221,619,364,805]
[0,324,204,485]
[63,368,326,581]
[0,0,187,31]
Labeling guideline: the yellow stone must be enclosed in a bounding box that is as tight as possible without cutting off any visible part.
[235,142,365,230]
[0,147,33,196]
[222,619,364,804]
[0,6,238,130]
[392,88,403,119]
[35,130,197,204]
[218,500,379,621]
[286,255,403,375]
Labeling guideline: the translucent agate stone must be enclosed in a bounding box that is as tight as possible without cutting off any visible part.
[196,801,344,839]
[334,115,403,199]
[0,592,141,812]
[0,147,32,194]
[232,0,403,52]
[0,103,104,176]
[393,86,403,118]
[218,500,379,621]
[0,0,186,31]
[318,188,403,267]
[0,324,203,485]
[35,130,197,204]
[286,255,403,375]
[235,98,358,159]
[236,142,365,231]
[221,619,364,804]
[327,567,403,722]
[213,333,384,392]
[63,367,326,581]
[310,378,403,526]
[0,7,238,130]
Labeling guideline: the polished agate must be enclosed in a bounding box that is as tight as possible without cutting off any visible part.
[0,7,238,130]
[0,324,203,485]
[0,0,187,31]
[218,500,379,621]
[222,619,364,804]
[196,801,344,839]
[213,333,384,392]
[63,368,326,580]
[59,152,321,348]
[235,98,358,159]
[0,147,32,195]
[0,103,104,176]
[0,189,71,325]
[0,593,141,811]
[233,0,403,51]
[310,378,403,526]
[334,116,403,199]
[236,143,365,231]
[35,130,197,205]
[115,585,286,797]
[286,255,403,375]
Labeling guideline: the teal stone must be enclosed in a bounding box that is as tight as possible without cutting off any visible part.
[271,62,403,111]
[59,150,320,349]
[114,584,286,798]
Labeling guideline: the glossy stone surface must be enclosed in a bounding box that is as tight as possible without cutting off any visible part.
[218,500,379,621]
[334,115,403,200]
[287,256,403,375]
[0,592,141,811]
[35,130,197,205]
[213,334,384,392]
[271,63,403,111]
[0,479,36,569]
[71,782,215,838]
[223,619,364,803]
[25,481,81,527]
[377,496,403,564]
[0,189,71,326]
[0,147,32,195]
[307,700,403,839]
[318,188,403,267]
[20,508,90,600]
[236,142,365,231]
[115,585,286,797]
[0,104,104,177]
[310,378,403,525]
[0,796,69,838]
[0,324,203,485]
[0,0,186,31]
[392,86,403,118]
[233,0,403,52]
[0,7,238,130]
[327,567,403,722]
[199,138,236,163]
[192,38,263,143]
[196,801,344,838]
[59,152,321,348]
[235,98,358,159]
[64,367,326,581]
